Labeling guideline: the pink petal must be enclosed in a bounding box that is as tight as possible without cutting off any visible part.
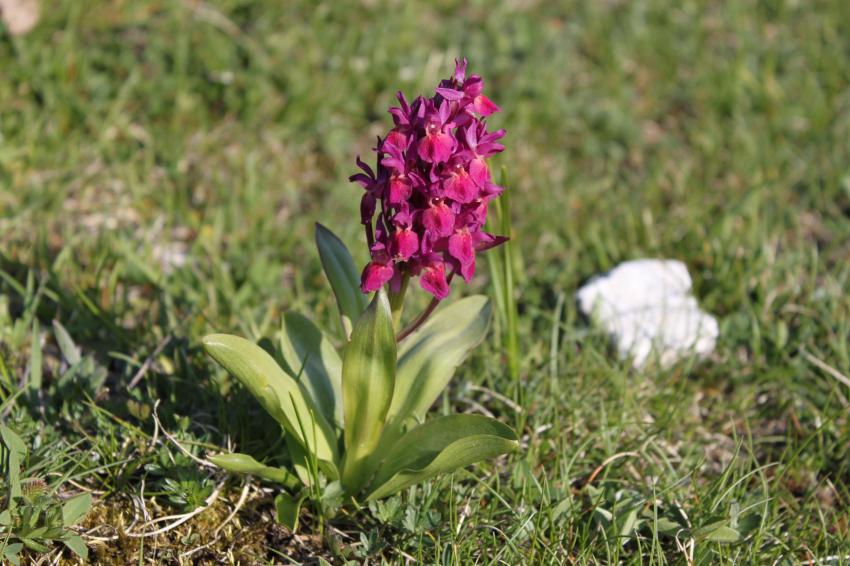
[438,100,452,124]
[469,158,490,186]
[420,261,449,299]
[361,262,395,292]
[388,176,412,205]
[453,58,468,83]
[463,76,484,98]
[417,132,455,164]
[384,130,408,150]
[464,124,478,148]
[436,87,464,101]
[422,202,455,237]
[473,95,500,116]
[458,257,475,282]
[393,228,419,260]
[444,169,478,204]
[448,230,476,282]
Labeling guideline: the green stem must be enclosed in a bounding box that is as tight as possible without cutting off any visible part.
[388,274,410,331]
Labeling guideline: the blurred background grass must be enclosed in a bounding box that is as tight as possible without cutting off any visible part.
[1,0,849,563]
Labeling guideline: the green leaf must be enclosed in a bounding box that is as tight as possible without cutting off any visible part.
[209,453,297,486]
[202,334,337,465]
[340,290,396,494]
[52,320,81,365]
[694,520,742,543]
[0,424,27,499]
[284,433,314,487]
[21,538,49,552]
[61,493,92,526]
[62,534,88,560]
[389,296,491,425]
[280,312,343,428]
[366,414,518,501]
[315,223,368,338]
[2,542,23,564]
[275,492,304,531]
[29,321,41,393]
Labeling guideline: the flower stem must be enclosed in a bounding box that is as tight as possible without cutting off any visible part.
[388,274,410,331]
[396,297,440,342]
[396,270,455,341]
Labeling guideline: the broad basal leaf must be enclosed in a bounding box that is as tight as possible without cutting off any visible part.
[275,492,305,531]
[61,493,92,526]
[202,334,338,465]
[366,414,517,501]
[61,535,88,560]
[280,312,343,428]
[388,296,491,426]
[315,223,368,338]
[340,290,396,494]
[209,453,297,487]
[694,520,742,543]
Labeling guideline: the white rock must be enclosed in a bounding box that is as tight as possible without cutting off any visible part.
[0,0,39,36]
[576,259,718,369]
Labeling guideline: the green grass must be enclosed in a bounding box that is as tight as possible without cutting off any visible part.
[1,0,849,562]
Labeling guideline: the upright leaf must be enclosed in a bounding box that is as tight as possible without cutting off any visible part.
[389,296,491,425]
[202,334,338,464]
[280,312,343,428]
[52,320,81,365]
[315,223,368,337]
[29,321,41,393]
[0,425,26,500]
[341,290,396,494]
[366,414,517,501]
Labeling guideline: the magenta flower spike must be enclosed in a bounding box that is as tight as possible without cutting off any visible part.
[350,58,508,302]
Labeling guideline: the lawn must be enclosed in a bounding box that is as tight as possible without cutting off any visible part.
[1,0,849,563]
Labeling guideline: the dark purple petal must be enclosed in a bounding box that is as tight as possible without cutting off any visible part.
[356,155,374,175]
[473,231,509,251]
[360,193,376,224]
[350,173,373,187]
